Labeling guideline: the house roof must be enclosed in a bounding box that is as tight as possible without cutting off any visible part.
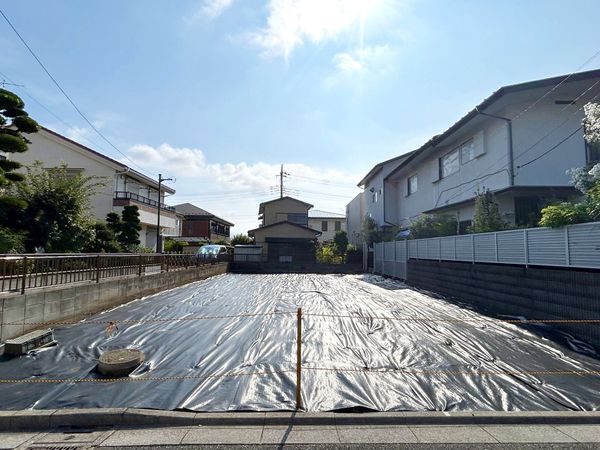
[40,126,176,194]
[384,68,600,182]
[357,150,416,187]
[247,220,321,236]
[258,196,313,215]
[308,209,345,219]
[174,202,234,226]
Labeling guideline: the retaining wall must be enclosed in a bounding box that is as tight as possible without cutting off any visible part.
[407,260,600,347]
[0,263,228,342]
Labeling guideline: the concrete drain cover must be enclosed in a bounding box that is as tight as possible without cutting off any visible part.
[97,348,144,376]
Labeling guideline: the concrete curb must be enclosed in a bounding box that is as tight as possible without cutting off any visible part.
[2,409,600,430]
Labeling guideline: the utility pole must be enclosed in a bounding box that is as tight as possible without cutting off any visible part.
[278,164,289,198]
[156,173,173,253]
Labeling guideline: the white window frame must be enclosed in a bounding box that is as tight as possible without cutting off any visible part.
[439,148,460,179]
[407,174,418,195]
[459,139,475,164]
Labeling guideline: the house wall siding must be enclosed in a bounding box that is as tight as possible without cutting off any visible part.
[308,218,347,243]
[346,192,365,246]
[263,198,310,226]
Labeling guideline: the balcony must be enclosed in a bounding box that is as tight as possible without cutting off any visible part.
[114,191,176,212]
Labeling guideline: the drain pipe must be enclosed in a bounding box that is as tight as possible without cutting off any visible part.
[475,108,514,186]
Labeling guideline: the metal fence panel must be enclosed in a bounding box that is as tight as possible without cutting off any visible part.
[527,227,567,266]
[474,233,496,263]
[440,237,455,260]
[568,222,600,268]
[373,222,600,278]
[496,230,526,264]
[408,240,418,259]
[455,236,473,261]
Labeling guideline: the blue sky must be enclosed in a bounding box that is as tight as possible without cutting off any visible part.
[1,0,599,234]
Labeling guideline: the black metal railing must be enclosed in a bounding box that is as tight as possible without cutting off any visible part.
[114,191,176,212]
[0,253,226,294]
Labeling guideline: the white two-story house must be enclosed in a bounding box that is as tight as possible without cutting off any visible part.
[365,69,600,233]
[11,127,179,250]
[346,152,415,243]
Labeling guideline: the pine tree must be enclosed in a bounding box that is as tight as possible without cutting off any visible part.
[119,205,141,250]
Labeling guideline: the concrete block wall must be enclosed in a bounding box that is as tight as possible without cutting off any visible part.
[407,260,600,347]
[0,263,228,342]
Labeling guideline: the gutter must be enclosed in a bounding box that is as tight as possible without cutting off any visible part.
[475,108,514,186]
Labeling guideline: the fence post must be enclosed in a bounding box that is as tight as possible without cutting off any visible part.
[96,255,101,283]
[564,226,570,266]
[471,235,475,263]
[138,254,143,276]
[494,232,499,262]
[21,256,27,295]
[165,255,170,272]
[524,229,529,268]
[296,307,303,411]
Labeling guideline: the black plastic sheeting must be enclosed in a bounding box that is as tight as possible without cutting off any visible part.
[1,273,600,412]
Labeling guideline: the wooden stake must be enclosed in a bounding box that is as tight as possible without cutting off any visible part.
[296,307,303,411]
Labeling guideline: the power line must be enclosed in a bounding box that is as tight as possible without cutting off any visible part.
[0,70,124,160]
[517,126,583,169]
[436,78,600,208]
[0,9,157,178]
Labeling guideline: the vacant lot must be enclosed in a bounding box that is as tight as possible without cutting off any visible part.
[1,273,599,412]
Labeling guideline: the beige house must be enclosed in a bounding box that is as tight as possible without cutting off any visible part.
[10,127,179,250]
[308,210,346,243]
[248,196,321,262]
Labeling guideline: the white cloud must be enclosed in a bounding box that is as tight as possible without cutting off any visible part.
[65,126,92,142]
[247,0,385,60]
[125,143,361,234]
[127,142,355,190]
[189,0,234,21]
[332,53,363,73]
[332,44,393,75]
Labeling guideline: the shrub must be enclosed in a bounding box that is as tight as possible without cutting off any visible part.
[409,214,457,239]
[538,203,590,228]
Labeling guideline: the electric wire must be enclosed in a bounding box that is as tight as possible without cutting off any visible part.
[0,9,158,178]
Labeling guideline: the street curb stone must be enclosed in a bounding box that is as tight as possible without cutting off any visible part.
[1,409,600,431]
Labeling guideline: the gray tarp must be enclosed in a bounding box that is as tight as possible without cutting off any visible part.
[1,273,599,412]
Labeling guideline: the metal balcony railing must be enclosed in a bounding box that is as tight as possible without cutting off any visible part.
[114,191,176,212]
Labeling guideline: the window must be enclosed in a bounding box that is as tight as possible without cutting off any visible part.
[587,139,600,165]
[334,221,341,231]
[407,175,418,195]
[321,220,328,232]
[439,149,459,179]
[287,213,308,225]
[460,139,475,164]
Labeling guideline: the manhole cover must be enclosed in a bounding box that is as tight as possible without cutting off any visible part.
[97,348,144,376]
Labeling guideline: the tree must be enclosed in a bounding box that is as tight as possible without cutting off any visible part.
[231,233,253,245]
[333,230,349,256]
[362,216,382,246]
[119,205,141,250]
[0,88,38,191]
[470,189,506,233]
[0,89,38,252]
[9,162,104,252]
[409,214,458,239]
[85,222,121,253]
